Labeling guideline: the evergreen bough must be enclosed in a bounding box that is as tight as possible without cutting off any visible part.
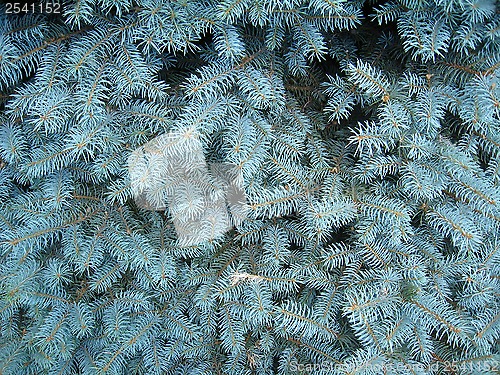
[0,0,499,374]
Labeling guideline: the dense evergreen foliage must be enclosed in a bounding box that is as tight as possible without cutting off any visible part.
[0,0,499,374]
